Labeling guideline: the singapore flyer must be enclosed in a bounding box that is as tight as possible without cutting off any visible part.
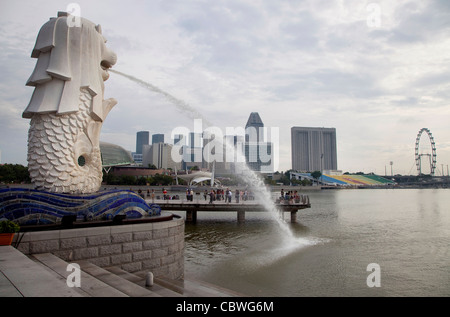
[415,128,437,176]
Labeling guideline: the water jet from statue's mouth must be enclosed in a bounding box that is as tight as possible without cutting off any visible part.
[101,60,113,70]
[101,60,112,80]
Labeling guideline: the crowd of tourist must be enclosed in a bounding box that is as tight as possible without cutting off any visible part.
[203,188,254,204]
[134,187,304,204]
[278,189,302,204]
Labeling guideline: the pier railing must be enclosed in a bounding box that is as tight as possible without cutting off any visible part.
[146,195,311,223]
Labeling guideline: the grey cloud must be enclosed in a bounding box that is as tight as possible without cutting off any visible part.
[412,71,450,88]
[278,10,321,50]
[391,96,420,108]
[388,0,450,44]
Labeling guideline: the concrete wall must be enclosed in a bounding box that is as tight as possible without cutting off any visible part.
[13,218,184,280]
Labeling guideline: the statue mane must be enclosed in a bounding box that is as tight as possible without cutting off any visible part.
[23,12,117,122]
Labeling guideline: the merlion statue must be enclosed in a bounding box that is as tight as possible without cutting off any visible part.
[23,12,117,194]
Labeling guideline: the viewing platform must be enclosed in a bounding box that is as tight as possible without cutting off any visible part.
[148,196,311,223]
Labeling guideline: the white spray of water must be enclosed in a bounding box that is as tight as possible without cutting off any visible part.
[110,69,321,255]
[228,146,320,257]
[109,69,213,127]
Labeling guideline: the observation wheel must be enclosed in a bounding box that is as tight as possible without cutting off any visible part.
[415,128,437,175]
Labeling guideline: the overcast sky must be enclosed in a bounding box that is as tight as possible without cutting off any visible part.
[1,0,449,175]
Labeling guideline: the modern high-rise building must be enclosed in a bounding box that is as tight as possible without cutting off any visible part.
[152,134,164,144]
[245,112,264,143]
[171,133,203,170]
[184,132,203,170]
[291,127,337,172]
[142,143,181,170]
[244,112,273,173]
[136,131,149,155]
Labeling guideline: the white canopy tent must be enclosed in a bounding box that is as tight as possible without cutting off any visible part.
[176,171,221,186]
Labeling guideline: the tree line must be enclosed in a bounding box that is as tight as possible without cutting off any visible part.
[0,164,30,184]
[102,173,178,186]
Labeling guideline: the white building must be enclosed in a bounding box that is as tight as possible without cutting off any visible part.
[142,143,181,170]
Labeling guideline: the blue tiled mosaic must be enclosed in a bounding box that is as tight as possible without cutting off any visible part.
[0,188,161,225]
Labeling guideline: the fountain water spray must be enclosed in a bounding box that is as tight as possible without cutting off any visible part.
[109,69,213,127]
[110,70,312,247]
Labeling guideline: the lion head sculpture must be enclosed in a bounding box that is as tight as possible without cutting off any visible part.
[23,11,116,120]
[23,12,118,194]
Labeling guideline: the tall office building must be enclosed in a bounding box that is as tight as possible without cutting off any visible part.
[152,134,164,144]
[245,112,264,143]
[291,127,337,172]
[142,143,181,170]
[244,112,273,173]
[185,132,203,170]
[171,133,203,170]
[136,131,149,155]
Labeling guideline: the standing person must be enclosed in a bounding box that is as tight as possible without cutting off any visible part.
[209,189,214,204]
[204,189,208,201]
[235,189,240,203]
[227,188,232,203]
[151,189,155,203]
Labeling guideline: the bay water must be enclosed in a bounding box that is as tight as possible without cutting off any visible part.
[176,188,450,296]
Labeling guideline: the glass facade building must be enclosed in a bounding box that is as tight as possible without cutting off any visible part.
[136,131,149,155]
[100,142,134,167]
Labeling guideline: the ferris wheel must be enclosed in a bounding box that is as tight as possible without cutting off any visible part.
[415,128,437,175]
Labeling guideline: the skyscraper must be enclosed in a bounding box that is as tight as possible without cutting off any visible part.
[142,143,180,170]
[291,127,337,172]
[245,112,264,143]
[244,112,273,173]
[152,134,164,144]
[136,131,149,155]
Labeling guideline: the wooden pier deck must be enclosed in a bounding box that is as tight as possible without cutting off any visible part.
[148,197,311,223]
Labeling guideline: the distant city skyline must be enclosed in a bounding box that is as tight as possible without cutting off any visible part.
[136,112,276,173]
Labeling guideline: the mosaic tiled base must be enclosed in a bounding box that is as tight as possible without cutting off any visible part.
[0,188,161,225]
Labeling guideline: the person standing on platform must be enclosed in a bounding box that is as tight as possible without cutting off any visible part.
[209,189,215,204]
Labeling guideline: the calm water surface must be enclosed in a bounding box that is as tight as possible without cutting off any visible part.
[174,188,450,296]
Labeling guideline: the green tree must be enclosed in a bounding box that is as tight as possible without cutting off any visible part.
[150,174,174,186]
[311,170,322,184]
[301,179,312,186]
[136,176,148,186]
[0,164,30,183]
[264,176,277,185]
[120,175,137,185]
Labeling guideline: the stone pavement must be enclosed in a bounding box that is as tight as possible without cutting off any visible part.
[0,245,244,297]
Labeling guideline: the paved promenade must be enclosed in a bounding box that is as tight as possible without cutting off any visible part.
[0,245,243,297]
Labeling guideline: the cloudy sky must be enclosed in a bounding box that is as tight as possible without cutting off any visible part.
[1,0,449,175]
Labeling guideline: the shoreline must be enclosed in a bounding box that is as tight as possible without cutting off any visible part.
[5,183,448,193]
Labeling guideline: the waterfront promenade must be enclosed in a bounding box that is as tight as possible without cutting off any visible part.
[145,196,311,223]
